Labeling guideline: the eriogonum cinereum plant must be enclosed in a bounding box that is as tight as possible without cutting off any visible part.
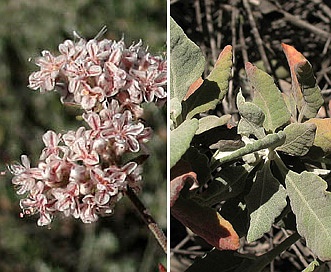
[170,17,331,271]
[7,30,167,253]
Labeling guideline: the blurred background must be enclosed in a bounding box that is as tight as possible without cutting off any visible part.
[0,0,166,271]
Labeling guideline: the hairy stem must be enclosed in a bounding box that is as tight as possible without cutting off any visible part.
[125,187,167,254]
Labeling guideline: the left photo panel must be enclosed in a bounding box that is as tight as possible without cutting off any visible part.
[0,1,167,271]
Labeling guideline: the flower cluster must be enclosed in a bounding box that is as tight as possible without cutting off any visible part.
[29,36,167,114]
[9,35,166,226]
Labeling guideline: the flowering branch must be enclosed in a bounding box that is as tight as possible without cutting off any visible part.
[8,31,167,251]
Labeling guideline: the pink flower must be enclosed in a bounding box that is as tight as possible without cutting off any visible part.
[90,167,120,205]
[8,155,43,195]
[52,181,80,218]
[10,33,166,226]
[80,195,98,223]
[40,130,64,160]
[101,111,145,155]
[28,51,66,92]
[71,137,99,165]
[20,181,54,226]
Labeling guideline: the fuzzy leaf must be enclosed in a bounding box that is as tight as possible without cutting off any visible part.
[296,60,324,120]
[282,43,323,120]
[282,92,297,119]
[196,115,231,135]
[246,161,287,242]
[184,77,203,101]
[171,196,240,250]
[170,118,199,168]
[306,118,331,154]
[170,17,205,101]
[237,91,266,139]
[245,62,291,132]
[213,131,286,166]
[184,46,232,119]
[276,123,316,156]
[170,97,182,121]
[282,43,305,109]
[285,170,331,261]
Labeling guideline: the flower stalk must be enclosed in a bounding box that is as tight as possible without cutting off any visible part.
[125,186,167,253]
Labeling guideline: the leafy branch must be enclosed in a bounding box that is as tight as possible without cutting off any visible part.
[170,16,331,271]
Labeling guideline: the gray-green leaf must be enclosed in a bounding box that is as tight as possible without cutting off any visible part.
[213,131,286,167]
[184,45,232,119]
[196,115,231,135]
[276,123,316,156]
[170,118,199,168]
[246,161,287,242]
[296,60,324,121]
[237,91,266,139]
[285,170,331,261]
[170,17,205,102]
[245,62,291,132]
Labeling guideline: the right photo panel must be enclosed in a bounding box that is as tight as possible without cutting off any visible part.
[170,1,331,271]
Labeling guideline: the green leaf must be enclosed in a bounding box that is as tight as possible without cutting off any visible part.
[285,170,331,261]
[170,97,182,124]
[302,260,319,272]
[170,17,205,101]
[245,161,287,242]
[237,91,266,139]
[282,92,297,120]
[295,60,324,120]
[213,131,286,166]
[245,62,291,132]
[184,45,232,119]
[195,115,231,135]
[306,118,331,154]
[170,118,199,168]
[276,123,316,156]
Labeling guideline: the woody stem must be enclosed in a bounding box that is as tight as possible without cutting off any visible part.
[125,186,167,254]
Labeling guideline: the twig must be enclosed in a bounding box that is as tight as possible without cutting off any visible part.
[125,187,167,254]
[243,0,272,74]
[228,4,238,112]
[216,7,223,49]
[278,9,331,41]
[322,35,331,56]
[247,232,301,272]
[204,0,218,62]
[311,0,331,20]
[239,16,249,64]
[281,229,309,267]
